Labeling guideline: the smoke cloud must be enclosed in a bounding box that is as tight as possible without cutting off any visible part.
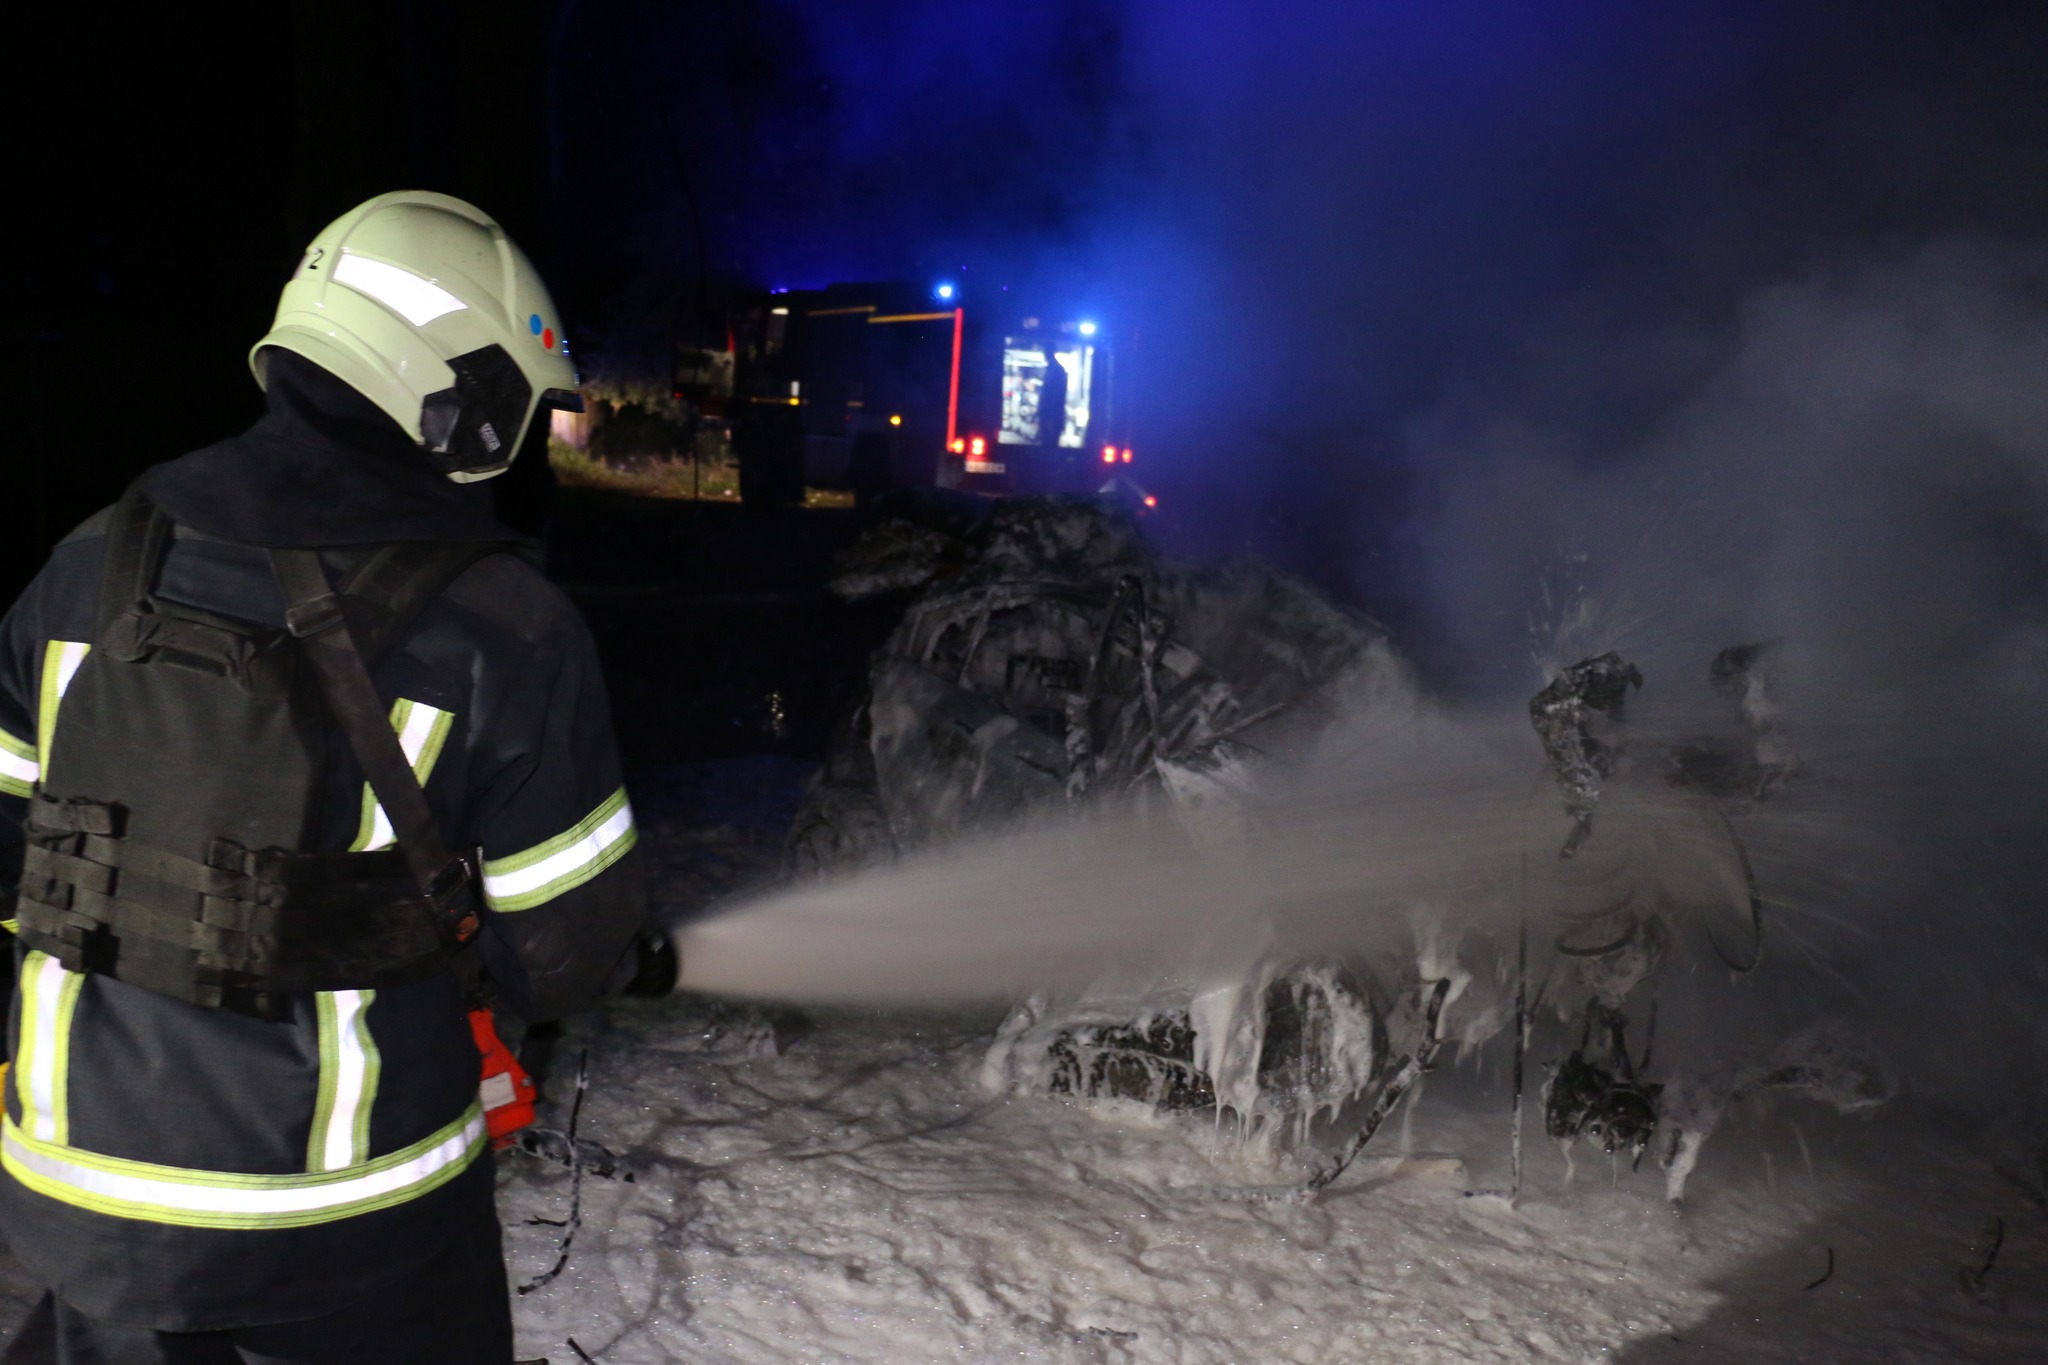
[1092,1,2048,1107]
[1411,238,2048,1102]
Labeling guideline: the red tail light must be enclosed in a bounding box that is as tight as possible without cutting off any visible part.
[1121,448,1133,463]
[969,436,987,458]
[1102,444,1117,464]
[1143,495,1158,508]
[949,438,966,454]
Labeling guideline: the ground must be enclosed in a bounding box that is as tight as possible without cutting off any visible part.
[498,994,2046,1365]
[1,765,2043,1363]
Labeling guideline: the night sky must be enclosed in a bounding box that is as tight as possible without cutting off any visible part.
[14,0,2048,618]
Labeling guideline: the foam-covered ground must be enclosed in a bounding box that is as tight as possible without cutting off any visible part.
[0,997,2039,1363]
[500,996,2047,1364]
[1,755,2042,1362]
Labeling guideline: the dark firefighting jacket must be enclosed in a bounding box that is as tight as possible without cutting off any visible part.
[0,353,646,1330]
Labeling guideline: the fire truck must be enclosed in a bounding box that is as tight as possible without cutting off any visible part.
[677,281,1143,507]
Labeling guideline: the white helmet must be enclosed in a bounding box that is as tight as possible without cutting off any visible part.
[251,190,582,482]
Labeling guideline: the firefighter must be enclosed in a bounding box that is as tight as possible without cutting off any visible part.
[0,192,650,1362]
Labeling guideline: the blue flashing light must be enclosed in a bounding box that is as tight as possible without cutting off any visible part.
[1078,320,1099,336]
[934,282,956,301]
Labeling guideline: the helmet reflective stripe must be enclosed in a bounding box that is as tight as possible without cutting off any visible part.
[252,191,580,482]
[1,1105,484,1230]
[331,253,467,327]
[308,990,381,1172]
[481,786,637,913]
[0,725,36,798]
[349,700,456,853]
[37,640,91,772]
[15,952,85,1145]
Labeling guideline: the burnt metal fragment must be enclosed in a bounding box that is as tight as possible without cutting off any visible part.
[1544,1001,1662,1167]
[1546,1054,1661,1164]
[988,960,1385,1146]
[1530,652,1643,857]
[1045,1013,1217,1112]
[1255,964,1381,1117]
[1303,978,1452,1196]
[793,497,1389,873]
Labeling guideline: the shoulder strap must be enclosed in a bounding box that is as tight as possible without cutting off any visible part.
[95,483,175,637]
[339,540,510,666]
[270,547,483,941]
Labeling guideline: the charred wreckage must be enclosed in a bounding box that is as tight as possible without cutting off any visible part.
[788,494,1886,1203]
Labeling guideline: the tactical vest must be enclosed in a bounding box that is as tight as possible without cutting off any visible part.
[13,489,502,1020]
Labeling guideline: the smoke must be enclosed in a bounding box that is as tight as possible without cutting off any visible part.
[1090,0,2048,592]
[1400,236,2048,1106]
[1084,1,2048,1104]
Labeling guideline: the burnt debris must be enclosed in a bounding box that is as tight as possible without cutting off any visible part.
[1529,652,1643,857]
[793,495,1392,872]
[1543,1001,1663,1169]
[1043,1013,1217,1112]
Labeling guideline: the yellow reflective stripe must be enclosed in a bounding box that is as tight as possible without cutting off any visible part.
[36,641,91,773]
[307,994,341,1168]
[307,990,380,1172]
[16,952,85,1146]
[306,991,381,1172]
[0,725,36,798]
[347,699,455,852]
[351,998,383,1166]
[480,787,637,913]
[15,955,84,1143]
[47,971,83,1147]
[1,1104,485,1231]
[14,956,45,1137]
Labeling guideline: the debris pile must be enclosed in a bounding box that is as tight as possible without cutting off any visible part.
[980,960,1386,1144]
[794,495,1407,1146]
[792,497,1887,1194]
[791,494,1400,871]
[1527,644,1885,1202]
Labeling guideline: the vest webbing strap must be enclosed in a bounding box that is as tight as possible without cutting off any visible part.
[338,540,503,665]
[16,791,451,1000]
[94,490,171,639]
[270,548,483,944]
